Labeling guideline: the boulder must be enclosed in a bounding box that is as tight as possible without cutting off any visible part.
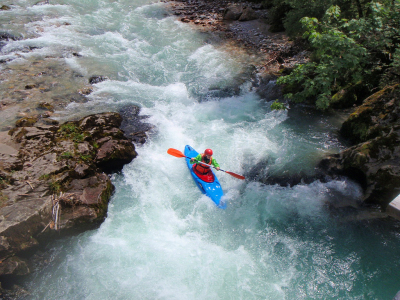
[319,85,400,208]
[239,7,258,21]
[0,110,148,278]
[89,75,109,84]
[223,4,243,20]
[340,85,400,144]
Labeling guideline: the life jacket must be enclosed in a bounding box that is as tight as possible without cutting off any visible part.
[194,153,212,175]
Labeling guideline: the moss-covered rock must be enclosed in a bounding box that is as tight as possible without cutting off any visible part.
[340,84,400,144]
[330,81,370,109]
[0,110,148,279]
[15,117,38,128]
[319,85,400,208]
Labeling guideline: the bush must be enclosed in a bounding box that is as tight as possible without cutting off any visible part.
[277,3,400,109]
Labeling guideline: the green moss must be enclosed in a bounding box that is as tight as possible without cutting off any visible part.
[359,143,371,156]
[60,151,73,159]
[39,174,51,180]
[49,180,62,195]
[58,122,88,143]
[12,127,28,143]
[94,179,114,220]
[79,154,92,162]
[15,117,38,127]
[354,152,368,166]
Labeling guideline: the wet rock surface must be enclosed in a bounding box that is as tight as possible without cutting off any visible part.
[0,111,150,284]
[0,57,89,131]
[319,85,400,209]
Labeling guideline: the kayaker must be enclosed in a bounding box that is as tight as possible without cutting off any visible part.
[190,148,220,175]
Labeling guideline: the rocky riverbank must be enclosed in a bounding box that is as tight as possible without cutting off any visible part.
[166,0,310,74]
[0,110,152,297]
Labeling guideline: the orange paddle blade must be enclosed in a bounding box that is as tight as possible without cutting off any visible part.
[225,171,245,180]
[167,148,186,158]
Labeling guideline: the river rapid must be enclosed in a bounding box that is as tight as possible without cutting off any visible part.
[2,0,400,299]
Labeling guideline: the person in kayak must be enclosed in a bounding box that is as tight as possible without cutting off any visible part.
[190,148,220,176]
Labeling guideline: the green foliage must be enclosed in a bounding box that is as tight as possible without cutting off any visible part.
[270,100,287,110]
[59,123,78,134]
[58,122,86,142]
[277,2,400,109]
[265,0,397,36]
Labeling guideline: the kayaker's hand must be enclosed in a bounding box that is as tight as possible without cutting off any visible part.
[190,158,195,162]
[216,167,220,171]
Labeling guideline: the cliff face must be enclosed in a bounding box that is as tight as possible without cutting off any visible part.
[319,85,400,208]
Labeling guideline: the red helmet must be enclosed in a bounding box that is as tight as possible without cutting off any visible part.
[204,149,213,156]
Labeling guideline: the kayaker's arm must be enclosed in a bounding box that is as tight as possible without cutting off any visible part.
[211,158,220,170]
[190,154,220,170]
[190,154,202,164]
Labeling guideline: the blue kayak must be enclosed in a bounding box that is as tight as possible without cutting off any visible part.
[185,145,226,209]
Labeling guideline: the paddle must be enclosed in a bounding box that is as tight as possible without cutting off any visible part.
[167,148,245,180]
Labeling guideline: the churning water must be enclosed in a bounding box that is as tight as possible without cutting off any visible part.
[2,0,400,299]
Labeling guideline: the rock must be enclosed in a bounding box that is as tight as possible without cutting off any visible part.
[79,112,122,131]
[239,7,258,21]
[15,117,38,127]
[319,133,400,208]
[340,85,400,144]
[24,84,37,90]
[95,139,137,173]
[37,101,54,111]
[255,74,282,101]
[59,173,114,229]
[0,111,150,279]
[330,81,369,109]
[0,32,20,42]
[35,0,50,5]
[319,85,400,208]
[72,163,92,178]
[223,4,243,20]
[118,104,153,144]
[78,86,94,95]
[89,75,109,84]
[0,256,30,276]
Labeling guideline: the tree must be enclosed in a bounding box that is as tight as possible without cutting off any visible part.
[277,2,400,109]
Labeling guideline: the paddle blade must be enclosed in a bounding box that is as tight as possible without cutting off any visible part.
[167,148,186,158]
[225,171,245,180]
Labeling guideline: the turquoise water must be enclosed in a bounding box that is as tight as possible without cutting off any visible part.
[2,1,400,299]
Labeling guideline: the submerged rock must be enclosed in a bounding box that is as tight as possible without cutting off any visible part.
[89,75,109,84]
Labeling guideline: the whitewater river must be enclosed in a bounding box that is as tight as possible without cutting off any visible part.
[2,0,400,299]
